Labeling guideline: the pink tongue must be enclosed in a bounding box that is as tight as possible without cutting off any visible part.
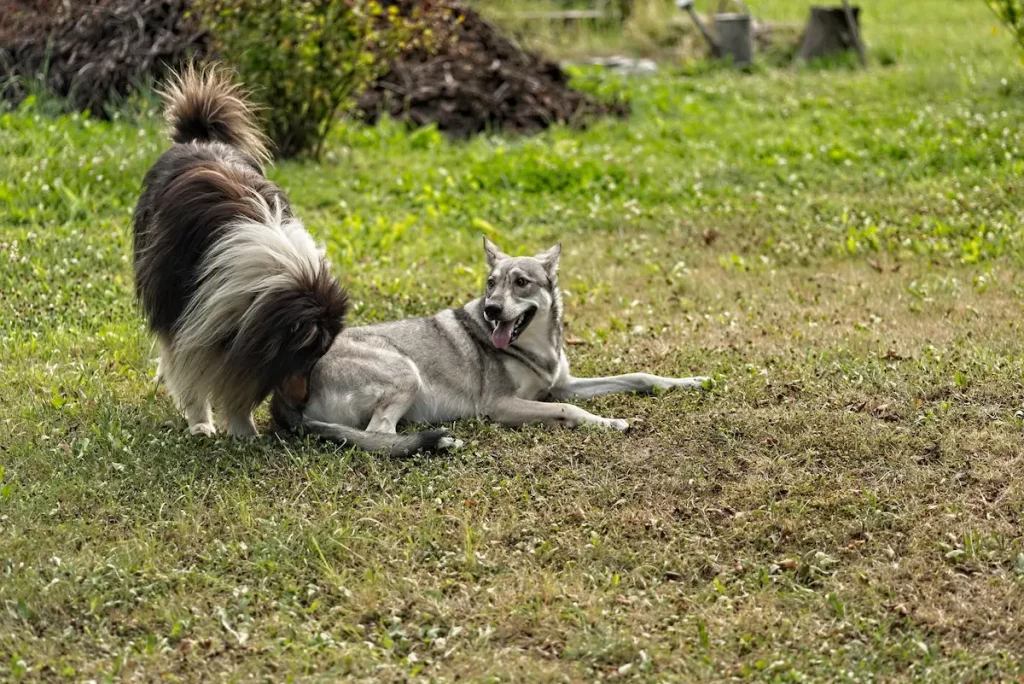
[492,320,515,349]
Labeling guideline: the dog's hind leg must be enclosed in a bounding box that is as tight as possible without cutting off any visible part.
[551,374,709,400]
[360,370,463,450]
[365,402,410,434]
[366,395,463,450]
[364,372,420,435]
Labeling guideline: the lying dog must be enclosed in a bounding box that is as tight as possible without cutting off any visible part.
[272,238,708,455]
[133,65,348,437]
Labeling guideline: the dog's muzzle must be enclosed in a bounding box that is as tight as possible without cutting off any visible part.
[487,306,537,349]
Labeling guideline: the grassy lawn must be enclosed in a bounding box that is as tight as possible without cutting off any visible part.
[3,0,1024,680]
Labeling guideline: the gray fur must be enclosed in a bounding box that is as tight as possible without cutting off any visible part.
[292,237,709,443]
[270,388,453,457]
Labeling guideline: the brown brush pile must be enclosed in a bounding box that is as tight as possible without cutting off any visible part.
[0,0,207,117]
[1,0,625,136]
[357,4,629,138]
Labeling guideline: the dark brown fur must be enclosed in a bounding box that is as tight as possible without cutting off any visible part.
[133,147,288,335]
[226,270,346,407]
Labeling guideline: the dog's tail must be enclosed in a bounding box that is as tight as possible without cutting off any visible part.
[161,63,271,165]
[270,393,451,458]
[301,420,453,459]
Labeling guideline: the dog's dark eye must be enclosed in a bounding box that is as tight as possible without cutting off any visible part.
[515,277,528,288]
[486,277,496,289]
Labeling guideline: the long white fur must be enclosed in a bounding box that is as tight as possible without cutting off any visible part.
[173,193,325,353]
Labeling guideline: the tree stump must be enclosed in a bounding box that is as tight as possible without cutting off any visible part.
[713,13,753,66]
[797,6,862,61]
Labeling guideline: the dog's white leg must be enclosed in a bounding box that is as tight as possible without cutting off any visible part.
[551,374,709,400]
[160,346,216,436]
[485,397,628,432]
[185,402,217,437]
[225,411,258,438]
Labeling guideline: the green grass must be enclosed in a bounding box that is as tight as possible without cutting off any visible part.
[477,0,1009,64]
[3,0,1024,679]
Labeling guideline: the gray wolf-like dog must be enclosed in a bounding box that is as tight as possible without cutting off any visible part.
[271,237,708,455]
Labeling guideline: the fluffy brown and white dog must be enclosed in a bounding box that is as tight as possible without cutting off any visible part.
[132,65,348,437]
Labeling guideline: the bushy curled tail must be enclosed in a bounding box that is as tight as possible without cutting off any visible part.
[161,63,271,166]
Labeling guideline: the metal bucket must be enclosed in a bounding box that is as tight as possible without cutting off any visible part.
[713,13,753,66]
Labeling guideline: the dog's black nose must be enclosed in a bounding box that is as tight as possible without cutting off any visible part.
[484,304,502,321]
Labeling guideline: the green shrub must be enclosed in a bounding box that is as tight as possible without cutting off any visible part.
[986,0,1024,54]
[196,0,434,159]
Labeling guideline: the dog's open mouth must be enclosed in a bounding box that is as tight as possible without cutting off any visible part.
[490,307,536,349]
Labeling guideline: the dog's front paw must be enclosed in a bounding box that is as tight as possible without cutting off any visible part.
[227,417,258,439]
[606,418,630,432]
[189,422,216,437]
[672,376,711,389]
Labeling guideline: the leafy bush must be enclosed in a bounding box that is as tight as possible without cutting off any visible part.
[196,0,438,159]
[986,0,1024,53]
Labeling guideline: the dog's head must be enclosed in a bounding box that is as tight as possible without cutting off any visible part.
[227,265,347,401]
[481,236,561,350]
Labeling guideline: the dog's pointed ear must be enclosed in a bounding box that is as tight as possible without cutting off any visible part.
[536,242,561,277]
[483,235,509,268]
